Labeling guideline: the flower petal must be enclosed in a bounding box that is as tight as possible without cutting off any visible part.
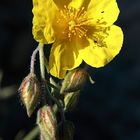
[68,0,84,9]
[32,0,58,44]
[49,39,84,78]
[80,25,123,68]
[87,0,120,27]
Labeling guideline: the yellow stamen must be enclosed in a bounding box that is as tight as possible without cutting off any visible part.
[56,6,89,40]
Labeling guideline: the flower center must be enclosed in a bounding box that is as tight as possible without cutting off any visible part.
[68,20,76,31]
[56,6,89,40]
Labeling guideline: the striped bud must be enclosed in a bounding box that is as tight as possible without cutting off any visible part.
[57,120,75,140]
[37,106,57,140]
[19,73,41,117]
[60,68,88,94]
[64,91,80,112]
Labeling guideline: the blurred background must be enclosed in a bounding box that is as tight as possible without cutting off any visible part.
[0,0,140,140]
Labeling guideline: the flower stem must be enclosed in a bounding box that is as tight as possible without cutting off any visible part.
[30,47,39,74]
[22,127,39,140]
[46,80,60,91]
[46,84,66,122]
[38,43,52,105]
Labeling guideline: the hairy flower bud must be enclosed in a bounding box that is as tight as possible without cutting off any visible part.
[60,68,88,94]
[37,105,57,140]
[19,73,41,117]
[57,120,75,140]
[64,91,80,112]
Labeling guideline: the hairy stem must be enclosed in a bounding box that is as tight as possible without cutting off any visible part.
[30,47,39,74]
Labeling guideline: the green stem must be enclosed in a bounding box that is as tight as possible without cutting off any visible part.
[22,127,39,140]
[39,43,52,105]
[46,80,60,91]
[46,84,66,122]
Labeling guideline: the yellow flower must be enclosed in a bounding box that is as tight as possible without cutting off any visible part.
[32,0,123,79]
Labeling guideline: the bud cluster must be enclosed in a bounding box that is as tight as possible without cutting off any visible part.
[19,66,90,140]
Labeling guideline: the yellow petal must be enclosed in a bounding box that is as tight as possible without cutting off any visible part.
[87,0,120,26]
[80,25,123,68]
[69,0,84,9]
[32,0,58,44]
[49,39,83,79]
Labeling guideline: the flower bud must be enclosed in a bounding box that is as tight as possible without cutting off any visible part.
[40,134,46,140]
[60,68,88,94]
[37,105,57,140]
[64,91,80,112]
[57,120,75,140]
[19,73,41,117]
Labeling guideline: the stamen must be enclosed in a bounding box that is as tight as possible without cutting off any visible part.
[76,27,86,38]
[56,6,90,40]
[77,7,85,18]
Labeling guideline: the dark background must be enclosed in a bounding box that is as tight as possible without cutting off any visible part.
[0,0,140,140]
